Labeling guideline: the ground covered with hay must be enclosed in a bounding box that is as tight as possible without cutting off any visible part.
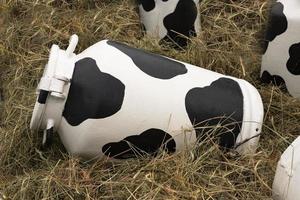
[0,0,300,199]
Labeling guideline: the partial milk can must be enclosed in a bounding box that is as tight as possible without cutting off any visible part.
[261,0,300,98]
[273,136,300,200]
[30,35,263,159]
[138,0,201,47]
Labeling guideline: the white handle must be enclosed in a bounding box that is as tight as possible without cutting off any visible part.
[66,34,79,56]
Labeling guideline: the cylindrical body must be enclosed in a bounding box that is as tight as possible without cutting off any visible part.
[261,0,300,98]
[273,136,300,200]
[31,35,263,159]
[138,0,201,47]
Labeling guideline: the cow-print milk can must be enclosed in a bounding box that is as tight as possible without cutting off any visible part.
[138,0,201,47]
[30,35,263,160]
[261,0,300,98]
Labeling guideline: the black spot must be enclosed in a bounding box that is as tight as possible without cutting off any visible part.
[261,70,286,87]
[63,57,125,126]
[185,78,244,149]
[38,90,49,104]
[107,41,187,79]
[137,0,155,12]
[0,88,3,102]
[162,0,198,48]
[102,129,176,159]
[141,23,146,33]
[263,2,288,54]
[140,23,147,37]
[287,42,300,75]
[41,127,53,150]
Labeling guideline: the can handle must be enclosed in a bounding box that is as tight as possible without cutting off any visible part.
[66,34,79,56]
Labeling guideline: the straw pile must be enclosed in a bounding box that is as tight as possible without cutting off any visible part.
[0,0,299,199]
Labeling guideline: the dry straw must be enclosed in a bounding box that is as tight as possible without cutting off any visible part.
[0,0,300,199]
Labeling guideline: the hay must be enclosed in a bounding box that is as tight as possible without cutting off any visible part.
[0,0,299,199]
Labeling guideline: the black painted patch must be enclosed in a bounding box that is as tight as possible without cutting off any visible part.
[38,90,49,104]
[0,88,3,102]
[162,0,198,48]
[185,78,244,149]
[107,41,187,79]
[63,57,125,126]
[102,129,176,159]
[287,42,300,75]
[141,23,146,33]
[261,70,286,86]
[42,127,53,150]
[263,2,288,54]
[137,0,155,12]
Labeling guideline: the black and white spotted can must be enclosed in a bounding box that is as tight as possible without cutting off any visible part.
[138,0,201,47]
[261,0,300,98]
[30,35,263,160]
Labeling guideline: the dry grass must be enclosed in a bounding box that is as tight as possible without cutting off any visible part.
[0,0,300,199]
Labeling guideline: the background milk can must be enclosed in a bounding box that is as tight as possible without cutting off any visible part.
[137,0,201,47]
[273,136,300,200]
[30,35,263,160]
[261,0,300,98]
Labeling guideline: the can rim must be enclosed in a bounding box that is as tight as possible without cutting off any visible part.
[30,45,60,131]
[235,79,264,154]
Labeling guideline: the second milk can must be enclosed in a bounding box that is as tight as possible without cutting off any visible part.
[31,35,263,159]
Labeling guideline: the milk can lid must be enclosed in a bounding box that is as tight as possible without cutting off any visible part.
[30,35,79,132]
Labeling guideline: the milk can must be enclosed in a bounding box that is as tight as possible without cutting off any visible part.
[273,136,300,200]
[137,0,201,47]
[261,0,300,98]
[30,35,263,160]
